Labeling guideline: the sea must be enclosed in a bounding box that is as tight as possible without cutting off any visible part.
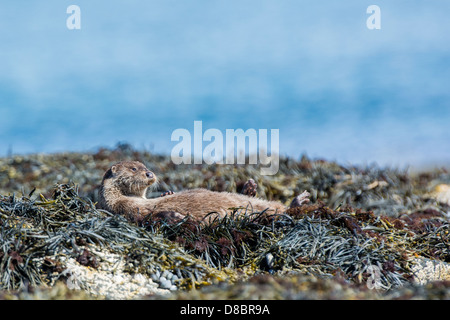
[0,1,449,169]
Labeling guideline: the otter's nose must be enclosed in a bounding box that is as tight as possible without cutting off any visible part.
[146,171,154,179]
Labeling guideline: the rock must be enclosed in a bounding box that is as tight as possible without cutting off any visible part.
[162,270,170,279]
[159,279,173,289]
[411,258,450,285]
[52,246,170,299]
[432,184,450,206]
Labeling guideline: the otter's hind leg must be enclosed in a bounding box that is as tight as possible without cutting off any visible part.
[289,190,311,208]
[241,179,257,197]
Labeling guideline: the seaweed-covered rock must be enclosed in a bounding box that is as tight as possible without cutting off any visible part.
[1,145,450,300]
[0,183,232,298]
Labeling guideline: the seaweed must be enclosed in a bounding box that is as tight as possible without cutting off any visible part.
[1,144,450,299]
[0,183,229,291]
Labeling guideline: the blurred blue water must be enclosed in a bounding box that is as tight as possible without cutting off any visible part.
[0,1,449,168]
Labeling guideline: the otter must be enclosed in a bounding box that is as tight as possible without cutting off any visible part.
[98,160,309,223]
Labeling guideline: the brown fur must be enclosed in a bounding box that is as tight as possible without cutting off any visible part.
[98,160,308,223]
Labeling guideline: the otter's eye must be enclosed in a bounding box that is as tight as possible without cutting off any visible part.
[132,167,137,172]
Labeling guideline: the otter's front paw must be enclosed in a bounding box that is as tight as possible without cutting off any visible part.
[160,191,175,197]
[289,190,311,208]
[241,179,257,197]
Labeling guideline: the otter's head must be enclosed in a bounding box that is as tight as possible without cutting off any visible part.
[102,161,157,197]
